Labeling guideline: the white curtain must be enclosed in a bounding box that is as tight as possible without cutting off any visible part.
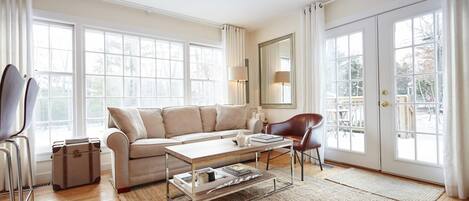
[222,24,246,104]
[302,3,325,162]
[0,0,34,191]
[442,0,469,199]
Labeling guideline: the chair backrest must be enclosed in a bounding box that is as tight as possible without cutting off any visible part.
[15,77,39,135]
[0,64,25,140]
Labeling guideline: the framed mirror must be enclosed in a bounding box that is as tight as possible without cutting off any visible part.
[259,33,296,108]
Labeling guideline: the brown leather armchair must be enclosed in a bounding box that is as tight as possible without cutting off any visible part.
[265,113,324,181]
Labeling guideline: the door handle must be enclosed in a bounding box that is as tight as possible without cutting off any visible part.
[380,100,390,108]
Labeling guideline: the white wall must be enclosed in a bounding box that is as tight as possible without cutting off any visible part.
[246,11,304,123]
[33,0,221,45]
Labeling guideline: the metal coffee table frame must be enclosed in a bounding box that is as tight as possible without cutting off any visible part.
[165,139,295,201]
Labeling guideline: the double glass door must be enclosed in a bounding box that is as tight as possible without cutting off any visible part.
[324,0,444,183]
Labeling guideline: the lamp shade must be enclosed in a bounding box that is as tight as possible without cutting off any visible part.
[229,66,248,81]
[274,71,290,83]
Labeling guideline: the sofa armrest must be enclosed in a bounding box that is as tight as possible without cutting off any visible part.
[104,128,130,192]
[247,117,262,134]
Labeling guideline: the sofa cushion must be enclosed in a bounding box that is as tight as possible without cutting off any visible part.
[108,107,147,143]
[130,138,181,159]
[163,106,203,137]
[170,133,220,144]
[200,105,217,132]
[212,129,252,139]
[215,105,247,131]
[138,108,165,138]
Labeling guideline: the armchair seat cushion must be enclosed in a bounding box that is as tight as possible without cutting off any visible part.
[130,138,181,159]
[170,132,220,144]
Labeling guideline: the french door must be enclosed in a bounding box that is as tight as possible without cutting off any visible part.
[324,17,380,170]
[378,0,443,183]
[324,0,443,183]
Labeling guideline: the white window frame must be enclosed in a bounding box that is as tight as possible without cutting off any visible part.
[31,16,225,161]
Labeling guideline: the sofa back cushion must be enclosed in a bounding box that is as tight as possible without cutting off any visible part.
[108,107,147,143]
[215,104,247,131]
[162,106,203,137]
[199,105,217,132]
[138,108,165,138]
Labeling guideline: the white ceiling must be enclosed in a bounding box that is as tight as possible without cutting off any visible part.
[109,0,309,30]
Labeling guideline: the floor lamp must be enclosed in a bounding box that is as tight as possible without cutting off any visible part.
[275,71,290,103]
[229,66,248,104]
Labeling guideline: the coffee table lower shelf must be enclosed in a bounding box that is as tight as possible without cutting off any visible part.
[168,171,277,201]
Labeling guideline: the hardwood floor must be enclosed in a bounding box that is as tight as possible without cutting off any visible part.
[0,152,461,201]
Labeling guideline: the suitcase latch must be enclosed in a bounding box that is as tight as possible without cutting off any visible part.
[73,150,82,158]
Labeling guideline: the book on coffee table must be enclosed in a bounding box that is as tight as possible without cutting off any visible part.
[250,134,283,143]
[173,167,235,194]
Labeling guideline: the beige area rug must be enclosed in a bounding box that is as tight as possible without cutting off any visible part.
[118,169,391,201]
[325,168,445,201]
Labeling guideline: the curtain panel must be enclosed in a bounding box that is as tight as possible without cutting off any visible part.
[442,0,469,199]
[302,3,325,163]
[0,0,34,191]
[222,24,246,104]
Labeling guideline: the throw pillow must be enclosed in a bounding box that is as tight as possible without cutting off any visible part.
[215,104,247,131]
[138,108,165,138]
[108,107,147,143]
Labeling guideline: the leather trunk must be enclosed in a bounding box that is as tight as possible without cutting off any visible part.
[51,138,101,191]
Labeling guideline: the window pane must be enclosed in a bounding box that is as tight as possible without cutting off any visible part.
[416,134,437,163]
[171,42,183,60]
[50,98,72,121]
[350,56,363,79]
[415,104,437,133]
[415,74,435,103]
[141,58,156,77]
[327,127,338,148]
[106,55,123,75]
[124,35,140,56]
[106,76,123,97]
[33,23,49,48]
[337,58,349,81]
[124,77,140,97]
[395,104,414,131]
[338,127,351,150]
[156,79,170,97]
[337,35,348,58]
[141,38,155,57]
[86,76,104,97]
[50,121,73,142]
[156,40,170,59]
[141,78,156,97]
[86,119,105,138]
[414,14,434,45]
[86,98,104,118]
[171,61,184,79]
[414,44,435,74]
[349,32,362,56]
[50,75,72,97]
[105,32,123,54]
[51,49,73,72]
[86,52,104,74]
[35,98,49,122]
[171,79,184,97]
[395,47,413,75]
[396,76,413,103]
[395,19,412,48]
[34,48,49,71]
[156,59,170,78]
[397,133,415,160]
[124,56,140,76]
[50,25,72,50]
[85,29,104,52]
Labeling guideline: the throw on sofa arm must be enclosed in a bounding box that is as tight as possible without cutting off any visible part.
[104,128,131,193]
[247,117,262,134]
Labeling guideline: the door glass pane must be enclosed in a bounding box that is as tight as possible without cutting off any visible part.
[393,11,443,165]
[325,32,365,153]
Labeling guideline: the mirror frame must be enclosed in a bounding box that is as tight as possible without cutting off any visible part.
[258,33,296,109]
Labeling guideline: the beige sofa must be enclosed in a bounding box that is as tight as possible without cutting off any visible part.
[104,105,262,193]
